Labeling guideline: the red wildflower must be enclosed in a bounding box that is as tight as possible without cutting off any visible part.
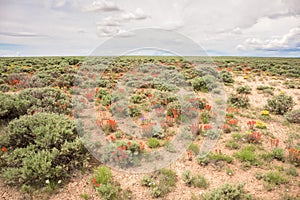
[92,178,97,185]
[127,141,131,147]
[12,79,20,85]
[1,146,7,152]
[122,145,127,150]
[139,141,145,150]
[228,119,238,126]
[203,124,211,130]
[205,104,212,110]
[109,135,116,141]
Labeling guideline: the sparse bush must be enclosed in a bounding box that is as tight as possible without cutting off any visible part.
[0,84,10,92]
[191,77,208,92]
[141,168,176,198]
[148,138,160,148]
[209,153,233,164]
[92,166,132,200]
[182,170,208,188]
[201,183,252,200]
[256,171,288,186]
[225,140,240,150]
[272,148,285,161]
[220,71,234,86]
[285,109,300,124]
[265,94,294,115]
[236,86,251,94]
[188,143,200,155]
[228,94,250,108]
[234,145,260,166]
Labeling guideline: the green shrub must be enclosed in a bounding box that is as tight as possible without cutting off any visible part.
[188,143,200,155]
[129,104,142,117]
[152,169,176,197]
[92,166,132,200]
[92,166,112,185]
[209,153,233,164]
[0,92,31,119]
[141,175,155,187]
[0,113,88,188]
[220,71,234,86]
[285,109,300,124]
[272,148,285,161]
[225,140,240,150]
[166,101,180,117]
[256,85,275,95]
[256,171,289,186]
[285,166,298,177]
[0,84,10,92]
[182,170,208,188]
[148,138,160,148]
[18,87,72,115]
[141,168,177,198]
[201,183,252,200]
[236,86,251,94]
[234,145,259,165]
[228,94,250,108]
[191,77,208,92]
[190,174,208,188]
[265,94,294,115]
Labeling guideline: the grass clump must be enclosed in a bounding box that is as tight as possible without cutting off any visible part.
[147,138,160,148]
[201,183,252,200]
[234,145,261,166]
[188,143,200,155]
[182,170,208,188]
[256,171,289,188]
[141,168,177,198]
[91,166,132,200]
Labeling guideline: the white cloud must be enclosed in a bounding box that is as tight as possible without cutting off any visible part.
[237,27,300,51]
[1,0,300,56]
[96,8,149,37]
[82,0,121,12]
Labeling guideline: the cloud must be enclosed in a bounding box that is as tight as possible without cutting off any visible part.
[236,27,300,51]
[0,31,43,37]
[96,8,149,37]
[82,0,121,12]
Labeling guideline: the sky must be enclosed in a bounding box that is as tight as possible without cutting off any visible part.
[0,0,299,57]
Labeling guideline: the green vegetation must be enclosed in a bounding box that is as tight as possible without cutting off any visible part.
[200,184,252,200]
[182,170,208,188]
[285,109,300,124]
[265,94,295,115]
[141,168,177,198]
[0,113,88,188]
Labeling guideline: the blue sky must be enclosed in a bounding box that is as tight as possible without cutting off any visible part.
[0,0,299,57]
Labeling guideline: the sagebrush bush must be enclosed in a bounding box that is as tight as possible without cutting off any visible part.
[201,183,252,200]
[0,92,30,119]
[236,86,251,94]
[0,113,89,188]
[285,109,300,124]
[19,87,72,115]
[228,94,250,108]
[191,77,208,92]
[0,87,72,119]
[265,94,294,115]
[220,71,234,86]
